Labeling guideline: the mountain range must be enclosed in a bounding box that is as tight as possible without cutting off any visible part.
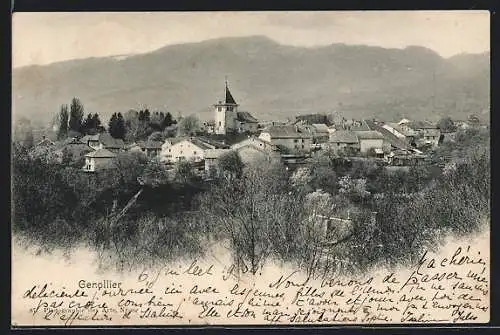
[12,35,490,127]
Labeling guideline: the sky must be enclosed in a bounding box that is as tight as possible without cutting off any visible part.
[12,11,490,68]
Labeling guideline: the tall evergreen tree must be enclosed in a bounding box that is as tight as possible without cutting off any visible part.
[108,113,126,139]
[116,113,126,139]
[143,109,151,122]
[108,113,117,137]
[92,113,105,133]
[68,97,84,133]
[162,112,175,129]
[81,113,94,135]
[57,104,69,140]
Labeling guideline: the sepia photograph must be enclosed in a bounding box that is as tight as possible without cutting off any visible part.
[11,10,490,326]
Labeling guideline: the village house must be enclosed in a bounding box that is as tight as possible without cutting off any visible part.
[137,140,163,159]
[204,148,231,175]
[327,130,359,154]
[54,137,95,164]
[258,124,313,153]
[83,148,116,172]
[80,133,125,153]
[310,124,330,145]
[295,113,329,125]
[382,122,416,140]
[349,119,372,132]
[367,122,412,152]
[405,120,441,148]
[231,136,281,165]
[353,130,385,153]
[36,136,55,147]
[160,137,223,164]
[234,111,259,133]
[387,149,427,166]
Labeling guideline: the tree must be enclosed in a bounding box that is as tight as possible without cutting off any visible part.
[143,158,170,188]
[178,115,200,136]
[308,153,338,194]
[68,98,84,133]
[162,112,176,129]
[108,113,126,140]
[217,150,244,180]
[338,175,370,203]
[174,160,197,185]
[149,111,164,131]
[92,113,105,133]
[57,104,69,140]
[437,116,457,133]
[148,131,164,142]
[81,113,95,135]
[104,151,149,195]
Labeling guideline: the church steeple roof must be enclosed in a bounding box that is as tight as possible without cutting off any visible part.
[225,80,237,105]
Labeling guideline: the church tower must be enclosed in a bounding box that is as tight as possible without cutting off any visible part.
[214,79,239,135]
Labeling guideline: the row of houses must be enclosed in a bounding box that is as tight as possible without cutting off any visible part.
[39,132,280,174]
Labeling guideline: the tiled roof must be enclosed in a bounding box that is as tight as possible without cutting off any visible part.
[386,122,407,134]
[80,134,100,143]
[262,125,313,139]
[311,124,330,133]
[189,138,216,150]
[81,133,125,148]
[58,144,94,157]
[350,120,371,131]
[231,136,279,153]
[355,130,384,140]
[205,149,231,159]
[236,111,258,123]
[137,140,163,149]
[100,133,125,148]
[408,120,437,130]
[295,114,329,125]
[84,148,116,158]
[365,121,412,150]
[196,137,230,149]
[329,130,359,143]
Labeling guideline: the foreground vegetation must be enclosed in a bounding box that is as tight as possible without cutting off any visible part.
[12,127,490,276]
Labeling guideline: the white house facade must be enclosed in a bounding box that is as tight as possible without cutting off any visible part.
[161,138,214,164]
[83,148,116,172]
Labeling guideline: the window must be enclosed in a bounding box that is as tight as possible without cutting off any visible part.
[302,139,305,143]
[218,107,221,112]
[169,149,171,152]
[227,106,233,112]
[302,145,305,149]
[219,121,222,127]
[294,139,298,143]
[193,151,197,155]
